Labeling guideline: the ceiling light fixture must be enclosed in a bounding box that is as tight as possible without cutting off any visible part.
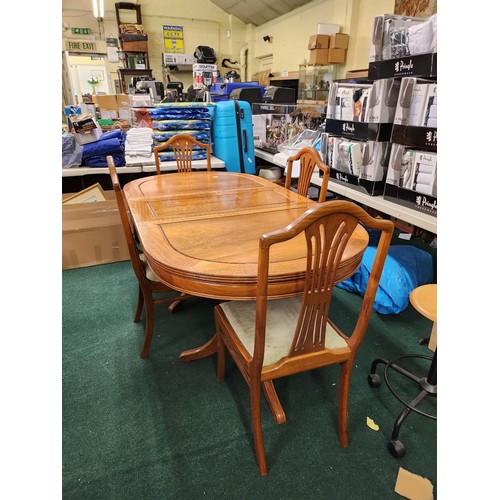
[92,0,104,21]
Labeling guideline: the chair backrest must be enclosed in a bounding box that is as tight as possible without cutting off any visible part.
[106,155,146,283]
[252,200,394,371]
[285,147,330,202]
[153,133,212,175]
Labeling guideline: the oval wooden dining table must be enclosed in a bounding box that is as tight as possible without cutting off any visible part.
[123,171,369,362]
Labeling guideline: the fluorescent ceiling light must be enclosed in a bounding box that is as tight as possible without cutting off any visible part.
[92,0,104,20]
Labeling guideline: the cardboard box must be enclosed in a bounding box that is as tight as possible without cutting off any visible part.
[62,190,130,270]
[308,34,330,49]
[116,94,132,109]
[327,48,346,64]
[309,49,329,65]
[317,23,340,35]
[97,95,118,111]
[329,33,349,49]
[345,69,369,79]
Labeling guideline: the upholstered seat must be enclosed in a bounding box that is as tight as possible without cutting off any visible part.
[219,297,348,366]
[215,200,394,475]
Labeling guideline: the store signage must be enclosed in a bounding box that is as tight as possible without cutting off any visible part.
[163,25,184,54]
[66,40,97,52]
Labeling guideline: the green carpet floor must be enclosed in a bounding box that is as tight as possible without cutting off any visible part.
[62,261,437,499]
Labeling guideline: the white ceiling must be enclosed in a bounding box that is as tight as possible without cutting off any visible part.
[209,0,315,26]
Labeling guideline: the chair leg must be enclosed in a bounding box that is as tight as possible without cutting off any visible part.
[338,359,354,448]
[134,284,144,323]
[250,378,267,476]
[140,294,155,358]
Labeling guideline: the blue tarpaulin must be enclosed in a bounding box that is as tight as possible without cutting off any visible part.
[337,245,434,314]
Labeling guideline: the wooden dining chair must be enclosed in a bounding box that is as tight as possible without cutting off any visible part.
[153,133,212,175]
[285,146,330,202]
[107,156,191,358]
[214,200,394,475]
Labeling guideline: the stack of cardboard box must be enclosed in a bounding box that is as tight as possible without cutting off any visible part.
[308,33,349,65]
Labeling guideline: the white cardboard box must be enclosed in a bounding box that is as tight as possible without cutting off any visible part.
[317,23,340,35]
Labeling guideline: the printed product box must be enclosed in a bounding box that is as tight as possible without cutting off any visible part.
[366,78,401,123]
[384,143,437,216]
[69,113,103,145]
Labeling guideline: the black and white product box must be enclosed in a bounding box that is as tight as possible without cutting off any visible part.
[369,13,436,62]
[366,78,401,123]
[421,83,437,128]
[386,143,414,188]
[360,141,391,182]
[410,151,437,197]
[384,143,437,216]
[394,77,435,126]
[334,87,355,121]
[331,138,364,176]
[326,82,372,123]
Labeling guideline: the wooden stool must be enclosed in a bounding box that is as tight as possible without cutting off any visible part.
[368,284,437,458]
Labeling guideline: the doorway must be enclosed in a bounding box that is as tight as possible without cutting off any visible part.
[63,53,112,106]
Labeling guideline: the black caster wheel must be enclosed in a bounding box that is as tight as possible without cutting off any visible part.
[368,373,381,387]
[388,439,406,459]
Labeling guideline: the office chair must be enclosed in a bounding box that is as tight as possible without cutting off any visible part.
[285,146,330,202]
[368,283,437,459]
[214,200,394,475]
[153,133,212,174]
[107,156,191,358]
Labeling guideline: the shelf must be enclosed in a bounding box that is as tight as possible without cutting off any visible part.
[255,148,436,233]
[310,173,437,233]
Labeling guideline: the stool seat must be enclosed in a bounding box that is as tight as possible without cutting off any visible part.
[410,284,437,322]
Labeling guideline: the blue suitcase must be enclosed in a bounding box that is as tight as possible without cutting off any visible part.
[212,100,256,174]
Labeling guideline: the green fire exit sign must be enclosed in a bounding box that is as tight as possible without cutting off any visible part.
[72,28,91,35]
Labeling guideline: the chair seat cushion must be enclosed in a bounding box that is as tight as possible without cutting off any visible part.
[219,297,348,366]
[139,253,161,282]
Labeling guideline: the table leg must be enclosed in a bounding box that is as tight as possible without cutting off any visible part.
[178,335,218,362]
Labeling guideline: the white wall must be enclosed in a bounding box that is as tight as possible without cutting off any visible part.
[61,0,396,101]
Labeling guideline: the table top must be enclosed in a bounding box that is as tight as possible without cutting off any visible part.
[123,171,369,300]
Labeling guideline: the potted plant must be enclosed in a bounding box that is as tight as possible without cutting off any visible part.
[87,76,100,94]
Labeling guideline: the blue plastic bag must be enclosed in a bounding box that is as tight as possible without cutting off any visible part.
[337,245,434,314]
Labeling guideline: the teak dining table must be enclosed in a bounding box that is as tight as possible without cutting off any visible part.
[123,171,369,364]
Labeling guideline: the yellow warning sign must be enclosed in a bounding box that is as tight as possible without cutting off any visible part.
[163,25,184,54]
